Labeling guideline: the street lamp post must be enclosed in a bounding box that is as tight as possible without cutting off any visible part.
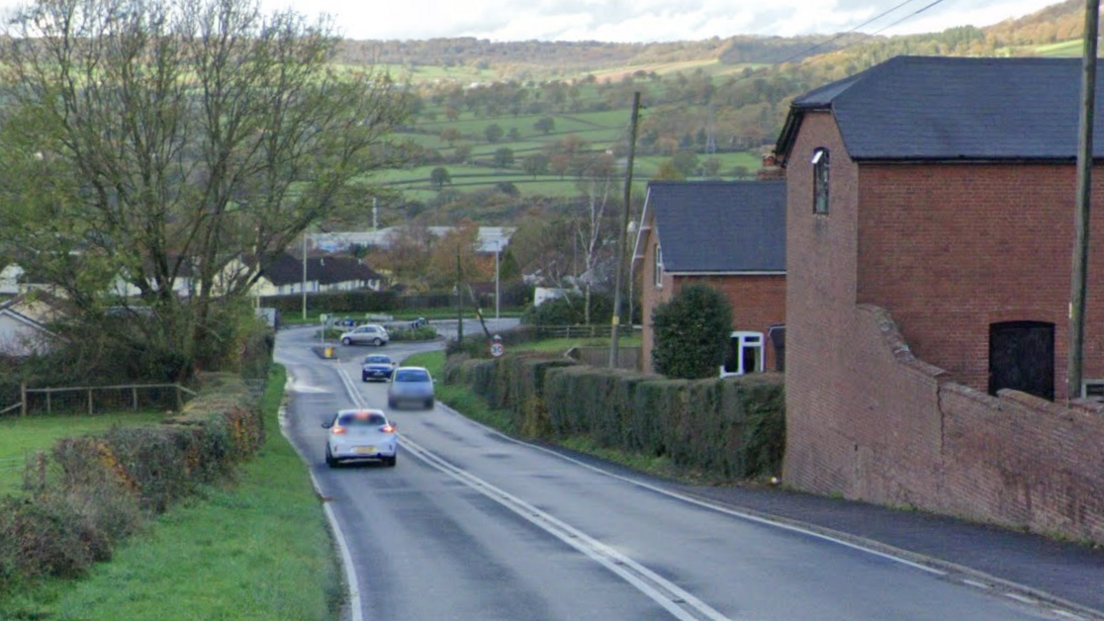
[494,240,501,321]
[301,232,308,321]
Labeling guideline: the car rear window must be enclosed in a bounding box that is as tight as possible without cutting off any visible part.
[338,413,387,427]
[395,369,430,382]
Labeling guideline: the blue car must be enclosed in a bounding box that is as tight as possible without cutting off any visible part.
[361,354,396,382]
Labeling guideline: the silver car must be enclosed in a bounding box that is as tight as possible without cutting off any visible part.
[340,324,389,347]
[322,409,398,467]
[387,366,435,410]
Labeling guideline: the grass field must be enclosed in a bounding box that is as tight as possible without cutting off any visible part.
[0,411,169,495]
[0,366,343,621]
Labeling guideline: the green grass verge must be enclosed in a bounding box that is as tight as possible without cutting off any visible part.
[0,411,168,495]
[1,365,343,621]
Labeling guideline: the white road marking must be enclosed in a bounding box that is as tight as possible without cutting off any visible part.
[436,400,948,577]
[964,579,992,590]
[1005,593,1039,606]
[334,366,730,621]
[280,375,363,621]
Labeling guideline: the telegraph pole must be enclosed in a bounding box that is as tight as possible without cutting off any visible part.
[1069,0,1100,401]
[609,92,641,368]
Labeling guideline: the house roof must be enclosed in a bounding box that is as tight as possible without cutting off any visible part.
[311,226,515,254]
[256,253,383,287]
[776,56,1104,163]
[642,180,786,274]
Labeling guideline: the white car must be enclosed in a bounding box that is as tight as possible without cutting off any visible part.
[322,409,398,467]
[339,324,389,346]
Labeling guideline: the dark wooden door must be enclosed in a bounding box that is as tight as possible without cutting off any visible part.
[988,321,1054,401]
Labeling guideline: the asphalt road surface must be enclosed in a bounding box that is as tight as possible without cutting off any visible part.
[276,327,1080,621]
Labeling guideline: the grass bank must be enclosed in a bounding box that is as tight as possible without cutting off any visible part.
[0,365,343,621]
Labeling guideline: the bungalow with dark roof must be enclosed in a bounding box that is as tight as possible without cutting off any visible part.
[246,253,384,296]
[774,55,1104,541]
[632,180,786,375]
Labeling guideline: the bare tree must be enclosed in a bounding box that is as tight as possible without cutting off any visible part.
[573,157,618,324]
[0,0,412,378]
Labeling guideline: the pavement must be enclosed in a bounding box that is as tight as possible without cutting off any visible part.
[673,481,1104,619]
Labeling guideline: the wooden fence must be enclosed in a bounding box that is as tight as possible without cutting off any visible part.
[0,383,198,417]
[534,325,615,339]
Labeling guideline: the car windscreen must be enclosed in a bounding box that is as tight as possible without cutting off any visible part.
[364,357,390,364]
[395,370,430,382]
[338,413,386,427]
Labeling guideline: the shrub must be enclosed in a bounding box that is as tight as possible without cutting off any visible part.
[651,284,733,379]
[520,292,614,327]
[0,373,263,590]
[389,325,438,341]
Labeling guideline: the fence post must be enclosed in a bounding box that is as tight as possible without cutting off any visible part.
[46,389,51,414]
[133,386,138,411]
[21,383,26,417]
[176,385,183,412]
[88,388,93,415]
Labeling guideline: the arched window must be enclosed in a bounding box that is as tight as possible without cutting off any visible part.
[812,147,830,215]
[654,244,664,288]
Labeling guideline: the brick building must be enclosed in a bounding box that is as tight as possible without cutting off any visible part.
[775,56,1104,540]
[632,180,786,375]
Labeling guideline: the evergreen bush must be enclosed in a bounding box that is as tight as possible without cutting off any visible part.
[651,284,733,379]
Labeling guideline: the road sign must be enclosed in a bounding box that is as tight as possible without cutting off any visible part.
[490,342,505,358]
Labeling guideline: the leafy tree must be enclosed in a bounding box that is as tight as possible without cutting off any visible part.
[452,144,472,163]
[534,116,556,135]
[653,160,686,180]
[0,0,411,380]
[439,127,463,146]
[492,147,515,169]
[672,150,701,176]
[507,127,521,141]
[521,153,550,178]
[426,220,487,289]
[484,123,504,143]
[703,157,722,178]
[651,284,733,379]
[430,166,452,189]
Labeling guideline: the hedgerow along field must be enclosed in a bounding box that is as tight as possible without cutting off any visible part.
[0,366,343,621]
[375,74,769,203]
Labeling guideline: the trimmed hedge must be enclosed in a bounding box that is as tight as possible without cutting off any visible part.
[0,374,264,591]
[447,352,785,480]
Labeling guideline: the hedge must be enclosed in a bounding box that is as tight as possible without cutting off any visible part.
[447,352,785,480]
[0,373,265,590]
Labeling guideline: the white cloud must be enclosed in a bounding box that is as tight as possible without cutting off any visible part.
[0,0,1068,41]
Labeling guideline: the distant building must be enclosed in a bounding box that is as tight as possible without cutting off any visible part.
[633,180,786,375]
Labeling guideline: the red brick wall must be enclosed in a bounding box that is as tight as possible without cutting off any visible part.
[857,164,1104,398]
[784,111,1104,542]
[640,218,670,373]
[673,274,786,372]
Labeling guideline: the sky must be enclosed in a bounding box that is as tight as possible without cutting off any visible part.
[251,0,1063,42]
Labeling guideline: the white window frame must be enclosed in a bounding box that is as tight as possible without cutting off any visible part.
[654,244,664,288]
[1082,379,1104,400]
[812,147,830,215]
[720,331,765,378]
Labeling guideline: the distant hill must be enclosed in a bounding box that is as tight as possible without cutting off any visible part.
[336,0,1088,228]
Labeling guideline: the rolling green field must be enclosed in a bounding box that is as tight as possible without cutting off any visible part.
[0,411,169,495]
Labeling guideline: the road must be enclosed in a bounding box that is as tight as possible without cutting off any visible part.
[276,327,1080,621]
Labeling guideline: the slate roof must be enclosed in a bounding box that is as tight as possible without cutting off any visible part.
[776,56,1104,162]
[644,180,786,273]
[256,253,382,287]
